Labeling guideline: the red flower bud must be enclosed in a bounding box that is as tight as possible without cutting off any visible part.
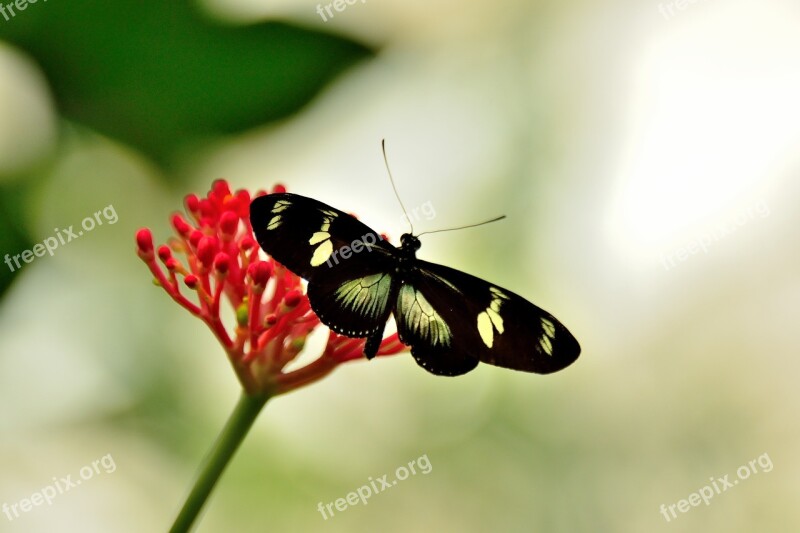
[212,179,231,200]
[136,228,154,258]
[184,274,199,289]
[240,236,257,252]
[272,184,286,194]
[165,257,180,271]
[219,211,239,238]
[214,252,230,275]
[234,190,251,217]
[197,236,217,268]
[158,245,172,262]
[189,230,204,248]
[184,194,200,214]
[199,199,214,219]
[284,289,302,307]
[248,261,272,287]
[171,214,192,237]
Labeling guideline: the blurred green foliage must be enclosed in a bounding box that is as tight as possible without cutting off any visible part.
[0,0,374,299]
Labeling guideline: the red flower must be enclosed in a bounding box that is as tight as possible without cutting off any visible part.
[135,180,406,395]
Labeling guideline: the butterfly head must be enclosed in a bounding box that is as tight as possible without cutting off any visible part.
[400,233,421,255]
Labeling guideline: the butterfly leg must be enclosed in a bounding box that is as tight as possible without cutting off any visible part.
[364,325,386,360]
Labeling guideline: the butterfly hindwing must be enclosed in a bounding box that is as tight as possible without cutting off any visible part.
[306,262,398,338]
[397,260,580,375]
[392,281,478,376]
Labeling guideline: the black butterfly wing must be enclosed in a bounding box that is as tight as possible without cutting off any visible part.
[395,260,580,376]
[250,193,396,281]
[250,193,400,337]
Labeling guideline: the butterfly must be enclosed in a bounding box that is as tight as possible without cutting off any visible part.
[250,192,580,376]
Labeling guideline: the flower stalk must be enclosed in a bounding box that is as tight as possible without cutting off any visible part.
[169,392,269,533]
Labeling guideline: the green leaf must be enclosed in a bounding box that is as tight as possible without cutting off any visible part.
[0,0,373,167]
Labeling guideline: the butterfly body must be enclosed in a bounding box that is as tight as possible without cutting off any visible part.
[250,192,580,376]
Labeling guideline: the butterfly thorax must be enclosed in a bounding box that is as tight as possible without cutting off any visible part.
[400,233,420,253]
[394,233,421,279]
[399,233,421,258]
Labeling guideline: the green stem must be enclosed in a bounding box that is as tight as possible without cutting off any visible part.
[169,391,270,533]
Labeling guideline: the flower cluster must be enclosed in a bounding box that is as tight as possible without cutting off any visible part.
[135,180,405,396]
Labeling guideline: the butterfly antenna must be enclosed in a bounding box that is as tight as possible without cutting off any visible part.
[416,215,506,237]
[381,139,414,234]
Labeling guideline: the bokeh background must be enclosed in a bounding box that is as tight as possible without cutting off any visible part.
[1,0,799,531]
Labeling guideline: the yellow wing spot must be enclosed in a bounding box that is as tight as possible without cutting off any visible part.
[308,211,338,266]
[487,308,503,333]
[271,200,291,213]
[267,215,282,230]
[477,312,494,348]
[540,318,556,356]
[309,231,330,245]
[541,318,556,338]
[477,287,509,348]
[540,335,554,355]
[310,240,333,266]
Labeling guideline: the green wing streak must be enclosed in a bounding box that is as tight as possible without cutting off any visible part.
[397,285,452,348]
[334,274,393,319]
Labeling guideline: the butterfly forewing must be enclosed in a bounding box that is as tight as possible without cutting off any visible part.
[250,193,395,282]
[401,260,581,374]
